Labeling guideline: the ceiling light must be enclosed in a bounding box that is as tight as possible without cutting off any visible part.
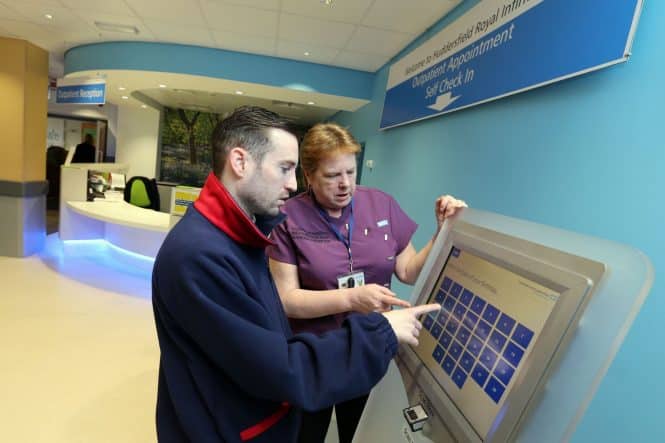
[307,101,315,105]
[235,90,244,95]
[118,86,126,91]
[44,14,53,20]
[159,84,167,88]
[121,96,129,100]
[141,105,147,109]
[320,0,333,5]
[304,51,310,56]
[94,21,139,35]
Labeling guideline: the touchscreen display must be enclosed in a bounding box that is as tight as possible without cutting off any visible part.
[415,246,560,439]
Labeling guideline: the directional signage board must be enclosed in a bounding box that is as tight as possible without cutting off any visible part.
[380,0,643,130]
[56,77,106,105]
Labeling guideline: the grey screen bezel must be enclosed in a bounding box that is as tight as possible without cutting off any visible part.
[399,221,605,442]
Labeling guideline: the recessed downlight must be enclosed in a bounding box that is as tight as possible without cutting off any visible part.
[44,14,53,20]
[118,86,126,91]
[159,84,167,88]
[235,90,244,95]
[307,101,315,105]
[304,51,310,56]
[121,95,129,100]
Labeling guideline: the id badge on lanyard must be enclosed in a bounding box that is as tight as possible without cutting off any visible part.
[318,200,366,290]
[337,271,365,289]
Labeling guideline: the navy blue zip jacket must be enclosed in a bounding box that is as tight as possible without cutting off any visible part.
[152,173,398,442]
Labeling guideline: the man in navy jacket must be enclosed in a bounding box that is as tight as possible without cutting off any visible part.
[152,106,439,442]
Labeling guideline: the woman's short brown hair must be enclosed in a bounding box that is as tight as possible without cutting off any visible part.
[300,123,361,175]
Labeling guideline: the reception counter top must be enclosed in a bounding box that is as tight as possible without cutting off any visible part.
[67,200,171,232]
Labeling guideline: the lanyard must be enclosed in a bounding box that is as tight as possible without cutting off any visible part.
[317,200,355,272]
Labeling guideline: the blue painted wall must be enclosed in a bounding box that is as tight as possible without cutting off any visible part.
[337,1,663,441]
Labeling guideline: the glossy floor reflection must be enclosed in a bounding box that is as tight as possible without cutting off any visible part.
[0,234,158,443]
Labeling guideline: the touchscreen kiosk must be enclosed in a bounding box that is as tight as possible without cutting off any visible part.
[353,208,652,443]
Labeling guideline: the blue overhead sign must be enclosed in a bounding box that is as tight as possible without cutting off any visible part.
[380,0,643,129]
[56,78,106,105]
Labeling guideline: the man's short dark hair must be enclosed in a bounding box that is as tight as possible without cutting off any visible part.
[211,106,293,175]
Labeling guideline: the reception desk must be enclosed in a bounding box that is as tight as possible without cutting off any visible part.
[60,200,173,257]
[58,164,178,258]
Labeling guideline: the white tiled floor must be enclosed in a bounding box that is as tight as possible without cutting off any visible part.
[0,235,159,443]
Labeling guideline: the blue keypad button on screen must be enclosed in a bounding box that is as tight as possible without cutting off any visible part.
[446,318,459,335]
[488,330,507,354]
[460,289,474,306]
[496,313,516,336]
[442,355,455,375]
[452,367,468,388]
[472,363,489,387]
[470,296,486,315]
[494,358,515,386]
[437,310,449,325]
[453,303,466,321]
[475,320,491,341]
[430,322,443,340]
[512,324,534,349]
[432,345,445,364]
[443,295,456,311]
[455,326,471,346]
[482,303,500,325]
[449,341,463,361]
[425,287,532,406]
[485,377,506,403]
[459,351,474,373]
[441,276,452,292]
[467,335,483,357]
[479,346,498,371]
[423,315,434,331]
[503,341,525,368]
[439,331,453,349]
[463,311,479,330]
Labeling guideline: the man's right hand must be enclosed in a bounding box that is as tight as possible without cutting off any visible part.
[348,284,411,314]
[382,304,441,347]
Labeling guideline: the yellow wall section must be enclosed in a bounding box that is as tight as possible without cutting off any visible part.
[0,37,48,182]
[23,41,48,181]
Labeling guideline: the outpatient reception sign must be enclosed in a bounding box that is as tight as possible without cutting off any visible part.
[56,77,106,105]
[380,0,644,129]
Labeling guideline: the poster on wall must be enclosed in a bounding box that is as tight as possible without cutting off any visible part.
[380,0,644,129]
[47,117,65,149]
[159,108,221,187]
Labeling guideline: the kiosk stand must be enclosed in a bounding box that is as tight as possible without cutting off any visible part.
[354,208,653,443]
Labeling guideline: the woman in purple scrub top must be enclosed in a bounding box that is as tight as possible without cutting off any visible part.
[267,123,466,443]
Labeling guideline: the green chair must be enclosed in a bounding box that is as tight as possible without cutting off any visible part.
[124,176,160,211]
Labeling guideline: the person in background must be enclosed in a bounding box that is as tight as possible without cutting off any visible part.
[151,106,440,442]
[267,123,467,443]
[71,133,96,163]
